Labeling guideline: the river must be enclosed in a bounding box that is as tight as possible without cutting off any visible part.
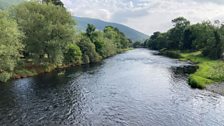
[0,49,224,126]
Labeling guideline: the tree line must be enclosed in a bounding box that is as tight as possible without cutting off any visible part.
[144,17,224,59]
[0,1,131,82]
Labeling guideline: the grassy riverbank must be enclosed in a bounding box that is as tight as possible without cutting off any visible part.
[10,48,132,80]
[180,51,224,89]
[160,50,224,89]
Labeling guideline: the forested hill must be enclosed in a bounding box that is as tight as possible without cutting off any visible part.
[75,16,149,42]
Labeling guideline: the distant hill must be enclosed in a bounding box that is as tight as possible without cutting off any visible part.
[74,16,149,42]
[0,0,24,10]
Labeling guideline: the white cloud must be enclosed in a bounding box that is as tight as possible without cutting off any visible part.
[61,0,224,35]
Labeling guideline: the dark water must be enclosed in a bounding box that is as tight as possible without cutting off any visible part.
[0,49,224,126]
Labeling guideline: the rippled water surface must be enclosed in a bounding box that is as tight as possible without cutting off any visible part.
[0,49,224,126]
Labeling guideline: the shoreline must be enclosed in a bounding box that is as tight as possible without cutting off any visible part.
[206,83,224,96]
[156,49,224,95]
[10,48,132,82]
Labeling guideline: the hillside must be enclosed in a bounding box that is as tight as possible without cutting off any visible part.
[74,16,149,42]
[0,0,24,9]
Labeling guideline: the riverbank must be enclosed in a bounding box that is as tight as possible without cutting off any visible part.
[11,48,132,81]
[159,50,224,92]
[180,51,224,89]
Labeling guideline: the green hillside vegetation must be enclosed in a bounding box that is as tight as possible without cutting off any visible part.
[75,16,149,42]
[145,17,224,89]
[0,1,131,82]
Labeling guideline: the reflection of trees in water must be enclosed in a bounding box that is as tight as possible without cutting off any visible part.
[0,64,105,125]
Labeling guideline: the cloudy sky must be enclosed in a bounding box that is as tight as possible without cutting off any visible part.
[61,0,224,35]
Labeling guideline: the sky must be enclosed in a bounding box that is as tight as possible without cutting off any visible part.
[61,0,224,35]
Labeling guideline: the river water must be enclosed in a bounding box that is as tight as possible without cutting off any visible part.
[0,49,224,126]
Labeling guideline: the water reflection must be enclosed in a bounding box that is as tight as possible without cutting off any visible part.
[0,49,224,125]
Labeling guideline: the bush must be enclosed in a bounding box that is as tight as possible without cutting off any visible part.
[64,44,82,65]
[0,11,23,82]
[0,72,12,82]
[159,50,181,59]
[188,75,213,89]
[77,36,102,64]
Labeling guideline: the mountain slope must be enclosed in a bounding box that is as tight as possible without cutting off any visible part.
[74,16,149,42]
[0,0,24,10]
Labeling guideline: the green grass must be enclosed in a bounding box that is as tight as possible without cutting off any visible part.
[159,49,181,59]
[13,64,57,79]
[180,51,224,89]
[14,69,37,77]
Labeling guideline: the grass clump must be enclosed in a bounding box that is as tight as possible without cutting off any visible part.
[180,51,224,88]
[159,49,181,59]
[188,75,213,89]
[14,68,37,77]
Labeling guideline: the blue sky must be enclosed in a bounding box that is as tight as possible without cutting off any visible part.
[61,0,224,35]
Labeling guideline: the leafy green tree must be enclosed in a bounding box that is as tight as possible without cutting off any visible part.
[0,11,23,82]
[85,25,118,58]
[146,17,224,59]
[168,17,190,49]
[133,41,142,48]
[64,43,82,65]
[101,38,117,57]
[94,31,117,58]
[202,30,224,59]
[146,32,161,50]
[104,26,130,49]
[77,36,102,64]
[172,17,190,28]
[42,0,64,7]
[86,24,96,38]
[183,28,194,50]
[190,22,215,50]
[11,1,75,64]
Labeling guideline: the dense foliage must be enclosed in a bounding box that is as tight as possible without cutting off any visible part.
[145,17,224,88]
[0,1,130,82]
[0,11,23,82]
[42,0,64,7]
[11,2,75,64]
[145,17,224,59]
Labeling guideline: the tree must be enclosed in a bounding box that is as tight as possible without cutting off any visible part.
[133,41,142,48]
[42,0,64,7]
[86,24,96,39]
[146,32,161,50]
[104,26,130,49]
[202,30,224,59]
[172,17,190,28]
[93,31,117,58]
[168,17,190,49]
[0,11,23,82]
[101,38,117,57]
[64,43,82,65]
[77,36,102,64]
[183,28,194,50]
[11,2,75,64]
[190,22,215,50]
